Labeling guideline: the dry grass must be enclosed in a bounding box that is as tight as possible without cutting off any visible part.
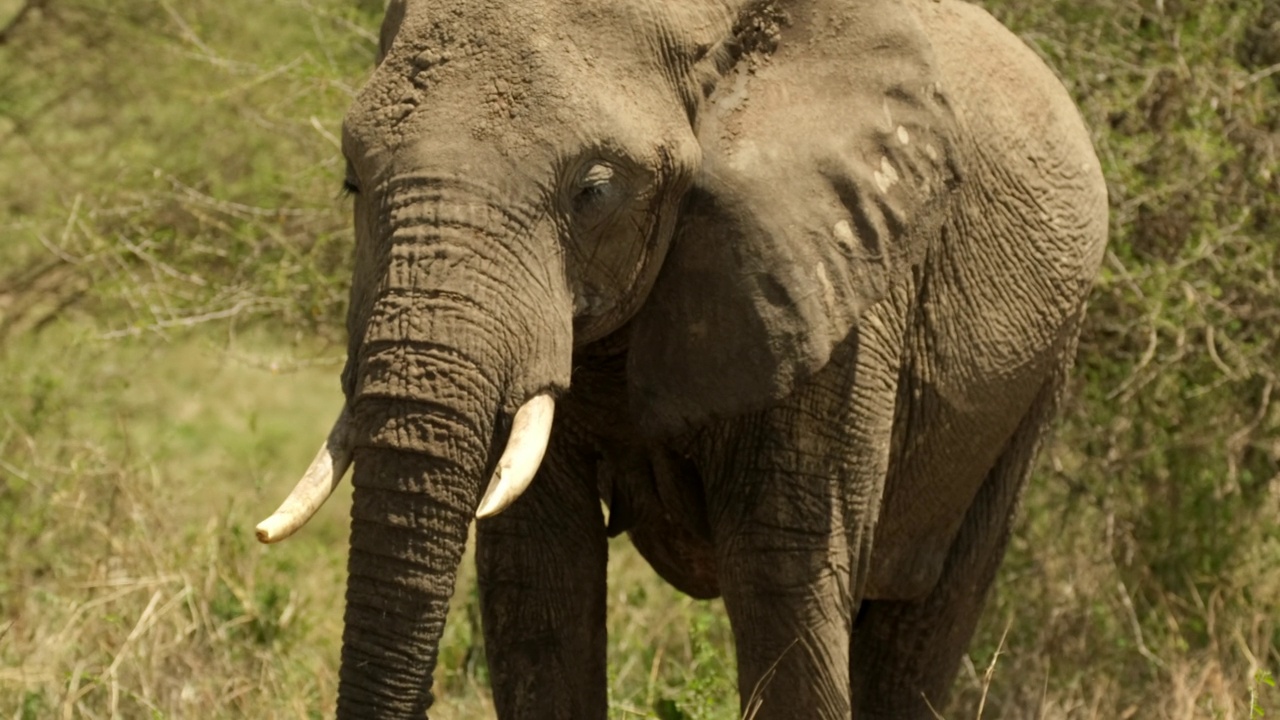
[0,328,349,718]
[0,328,1274,719]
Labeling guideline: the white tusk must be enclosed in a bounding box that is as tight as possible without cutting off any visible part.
[475,393,555,519]
[255,405,354,544]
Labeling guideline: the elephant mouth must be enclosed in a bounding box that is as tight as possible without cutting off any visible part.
[254,392,557,543]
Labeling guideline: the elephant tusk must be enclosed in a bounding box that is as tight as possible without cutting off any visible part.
[475,393,555,519]
[255,405,354,544]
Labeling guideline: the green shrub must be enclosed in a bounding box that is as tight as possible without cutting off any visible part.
[0,0,376,340]
[958,1,1280,717]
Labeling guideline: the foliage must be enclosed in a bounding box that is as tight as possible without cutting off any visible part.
[957,0,1280,717]
[0,0,374,341]
[0,0,1277,717]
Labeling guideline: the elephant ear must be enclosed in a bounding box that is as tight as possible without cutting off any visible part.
[627,0,958,436]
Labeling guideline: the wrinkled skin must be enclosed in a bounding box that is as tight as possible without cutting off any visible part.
[323,0,1108,717]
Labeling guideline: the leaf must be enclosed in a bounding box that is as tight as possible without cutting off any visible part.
[654,698,689,720]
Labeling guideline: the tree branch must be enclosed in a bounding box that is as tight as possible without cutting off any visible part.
[0,0,49,46]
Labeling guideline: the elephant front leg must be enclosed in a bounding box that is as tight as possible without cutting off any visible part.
[702,417,857,719]
[476,436,607,719]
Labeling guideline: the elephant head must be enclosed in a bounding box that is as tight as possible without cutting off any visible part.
[257,0,956,715]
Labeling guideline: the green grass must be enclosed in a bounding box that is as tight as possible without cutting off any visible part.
[0,325,348,717]
[2,0,1278,717]
[0,321,738,717]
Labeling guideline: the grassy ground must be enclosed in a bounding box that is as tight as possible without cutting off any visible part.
[1,0,1277,718]
[0,323,736,718]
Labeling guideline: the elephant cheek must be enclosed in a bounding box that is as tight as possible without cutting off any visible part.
[568,169,690,345]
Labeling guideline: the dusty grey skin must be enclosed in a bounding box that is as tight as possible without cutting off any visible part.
[307,0,1108,716]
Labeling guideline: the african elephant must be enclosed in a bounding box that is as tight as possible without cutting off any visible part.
[255,0,1107,717]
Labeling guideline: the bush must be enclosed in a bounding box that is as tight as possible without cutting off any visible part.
[956,1,1280,717]
[0,0,377,340]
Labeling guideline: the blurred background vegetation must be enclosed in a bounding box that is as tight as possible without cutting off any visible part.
[0,0,1276,717]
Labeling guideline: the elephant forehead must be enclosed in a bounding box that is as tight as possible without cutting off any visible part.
[344,0,698,159]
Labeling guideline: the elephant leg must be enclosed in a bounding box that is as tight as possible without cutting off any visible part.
[701,409,860,719]
[696,307,907,719]
[849,369,1068,719]
[476,433,607,719]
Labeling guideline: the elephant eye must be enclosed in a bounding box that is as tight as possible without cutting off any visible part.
[571,163,618,217]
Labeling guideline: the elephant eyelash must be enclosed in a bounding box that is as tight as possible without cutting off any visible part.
[341,158,361,197]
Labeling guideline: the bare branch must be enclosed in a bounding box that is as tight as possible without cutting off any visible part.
[98,298,285,340]
[0,0,48,45]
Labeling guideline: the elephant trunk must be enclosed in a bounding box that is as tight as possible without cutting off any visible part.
[339,440,483,718]
[333,189,573,718]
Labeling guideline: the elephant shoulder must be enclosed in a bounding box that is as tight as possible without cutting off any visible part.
[918,0,1108,243]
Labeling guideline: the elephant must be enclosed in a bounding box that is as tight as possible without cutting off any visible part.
[255,0,1108,717]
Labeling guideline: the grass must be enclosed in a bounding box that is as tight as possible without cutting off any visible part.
[1,0,1278,717]
[0,325,347,717]
[0,322,738,718]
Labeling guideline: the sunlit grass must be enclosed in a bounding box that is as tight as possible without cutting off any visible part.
[0,324,348,717]
[0,322,741,718]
